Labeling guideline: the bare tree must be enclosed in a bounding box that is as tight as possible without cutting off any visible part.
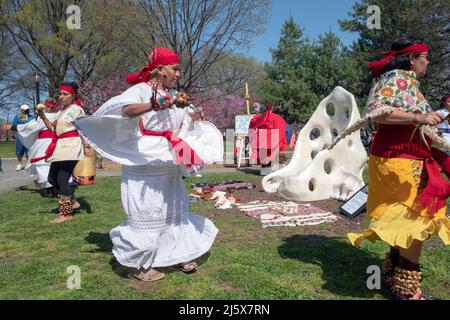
[0,0,141,96]
[136,0,271,92]
[67,0,153,84]
[0,12,23,124]
[203,54,266,96]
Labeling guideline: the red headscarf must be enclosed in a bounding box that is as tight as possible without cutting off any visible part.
[442,96,450,103]
[368,43,429,78]
[59,85,83,108]
[126,48,180,85]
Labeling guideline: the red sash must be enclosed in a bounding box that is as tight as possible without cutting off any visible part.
[371,124,450,216]
[38,130,53,139]
[31,130,80,163]
[138,118,204,169]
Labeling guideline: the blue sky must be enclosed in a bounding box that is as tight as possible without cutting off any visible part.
[241,0,359,62]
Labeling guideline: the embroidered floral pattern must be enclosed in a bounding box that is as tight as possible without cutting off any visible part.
[381,87,394,97]
[411,160,424,187]
[396,79,408,91]
[416,90,425,101]
[366,70,429,115]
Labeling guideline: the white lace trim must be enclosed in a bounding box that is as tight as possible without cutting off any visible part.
[127,214,186,231]
[122,164,180,177]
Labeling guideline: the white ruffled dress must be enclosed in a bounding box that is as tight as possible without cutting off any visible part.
[17,113,59,188]
[74,83,223,269]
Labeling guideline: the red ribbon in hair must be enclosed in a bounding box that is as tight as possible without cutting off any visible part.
[368,44,429,78]
[126,48,180,85]
[59,85,83,108]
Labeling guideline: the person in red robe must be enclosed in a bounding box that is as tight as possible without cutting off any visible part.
[249,103,287,167]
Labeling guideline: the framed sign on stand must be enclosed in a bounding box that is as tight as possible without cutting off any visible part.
[339,185,369,218]
[234,115,255,168]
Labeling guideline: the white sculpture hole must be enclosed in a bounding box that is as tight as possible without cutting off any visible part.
[308,179,316,192]
[348,139,353,147]
[311,150,318,160]
[345,107,350,119]
[310,128,321,141]
[330,128,339,140]
[326,103,335,117]
[324,159,333,175]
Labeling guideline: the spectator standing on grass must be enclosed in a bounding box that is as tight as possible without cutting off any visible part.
[11,104,33,171]
[17,98,62,197]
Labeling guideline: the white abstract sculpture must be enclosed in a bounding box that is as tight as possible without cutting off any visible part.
[262,86,367,201]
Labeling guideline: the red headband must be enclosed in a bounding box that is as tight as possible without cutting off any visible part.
[442,96,450,103]
[59,85,83,108]
[126,48,180,85]
[368,43,429,78]
[44,101,61,109]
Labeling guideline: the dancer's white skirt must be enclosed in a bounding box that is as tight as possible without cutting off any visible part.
[110,164,218,269]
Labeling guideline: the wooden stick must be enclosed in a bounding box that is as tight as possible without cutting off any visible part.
[245,82,250,115]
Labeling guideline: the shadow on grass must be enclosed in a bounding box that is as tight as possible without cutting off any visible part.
[83,232,127,278]
[85,231,213,279]
[237,167,260,176]
[76,197,92,213]
[278,234,391,299]
[85,232,112,252]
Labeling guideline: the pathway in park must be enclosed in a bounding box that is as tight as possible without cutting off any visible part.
[0,158,264,193]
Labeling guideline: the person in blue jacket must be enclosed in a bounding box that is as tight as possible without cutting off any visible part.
[11,104,34,171]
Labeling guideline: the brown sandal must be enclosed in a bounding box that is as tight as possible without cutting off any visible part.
[131,268,165,282]
[176,261,198,273]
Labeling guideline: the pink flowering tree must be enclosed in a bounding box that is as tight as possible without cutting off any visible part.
[79,74,130,167]
[193,89,245,130]
[79,74,130,115]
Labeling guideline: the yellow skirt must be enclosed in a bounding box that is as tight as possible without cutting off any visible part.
[348,156,450,249]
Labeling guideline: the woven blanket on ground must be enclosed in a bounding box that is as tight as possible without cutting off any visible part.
[236,200,339,228]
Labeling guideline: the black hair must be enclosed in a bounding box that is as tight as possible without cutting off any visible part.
[380,37,427,75]
[60,82,79,95]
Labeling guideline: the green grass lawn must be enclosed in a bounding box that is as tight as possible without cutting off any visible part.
[0,141,16,158]
[0,172,448,300]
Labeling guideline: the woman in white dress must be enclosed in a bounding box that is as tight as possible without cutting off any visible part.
[74,48,223,282]
[17,98,61,196]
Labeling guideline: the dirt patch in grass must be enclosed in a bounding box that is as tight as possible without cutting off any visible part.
[0,257,27,265]
[219,181,367,238]
[218,282,242,293]
[48,282,66,290]
[128,278,164,293]
[422,236,447,250]
[98,161,122,171]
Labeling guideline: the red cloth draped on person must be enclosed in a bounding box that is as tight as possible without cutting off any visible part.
[249,103,287,165]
